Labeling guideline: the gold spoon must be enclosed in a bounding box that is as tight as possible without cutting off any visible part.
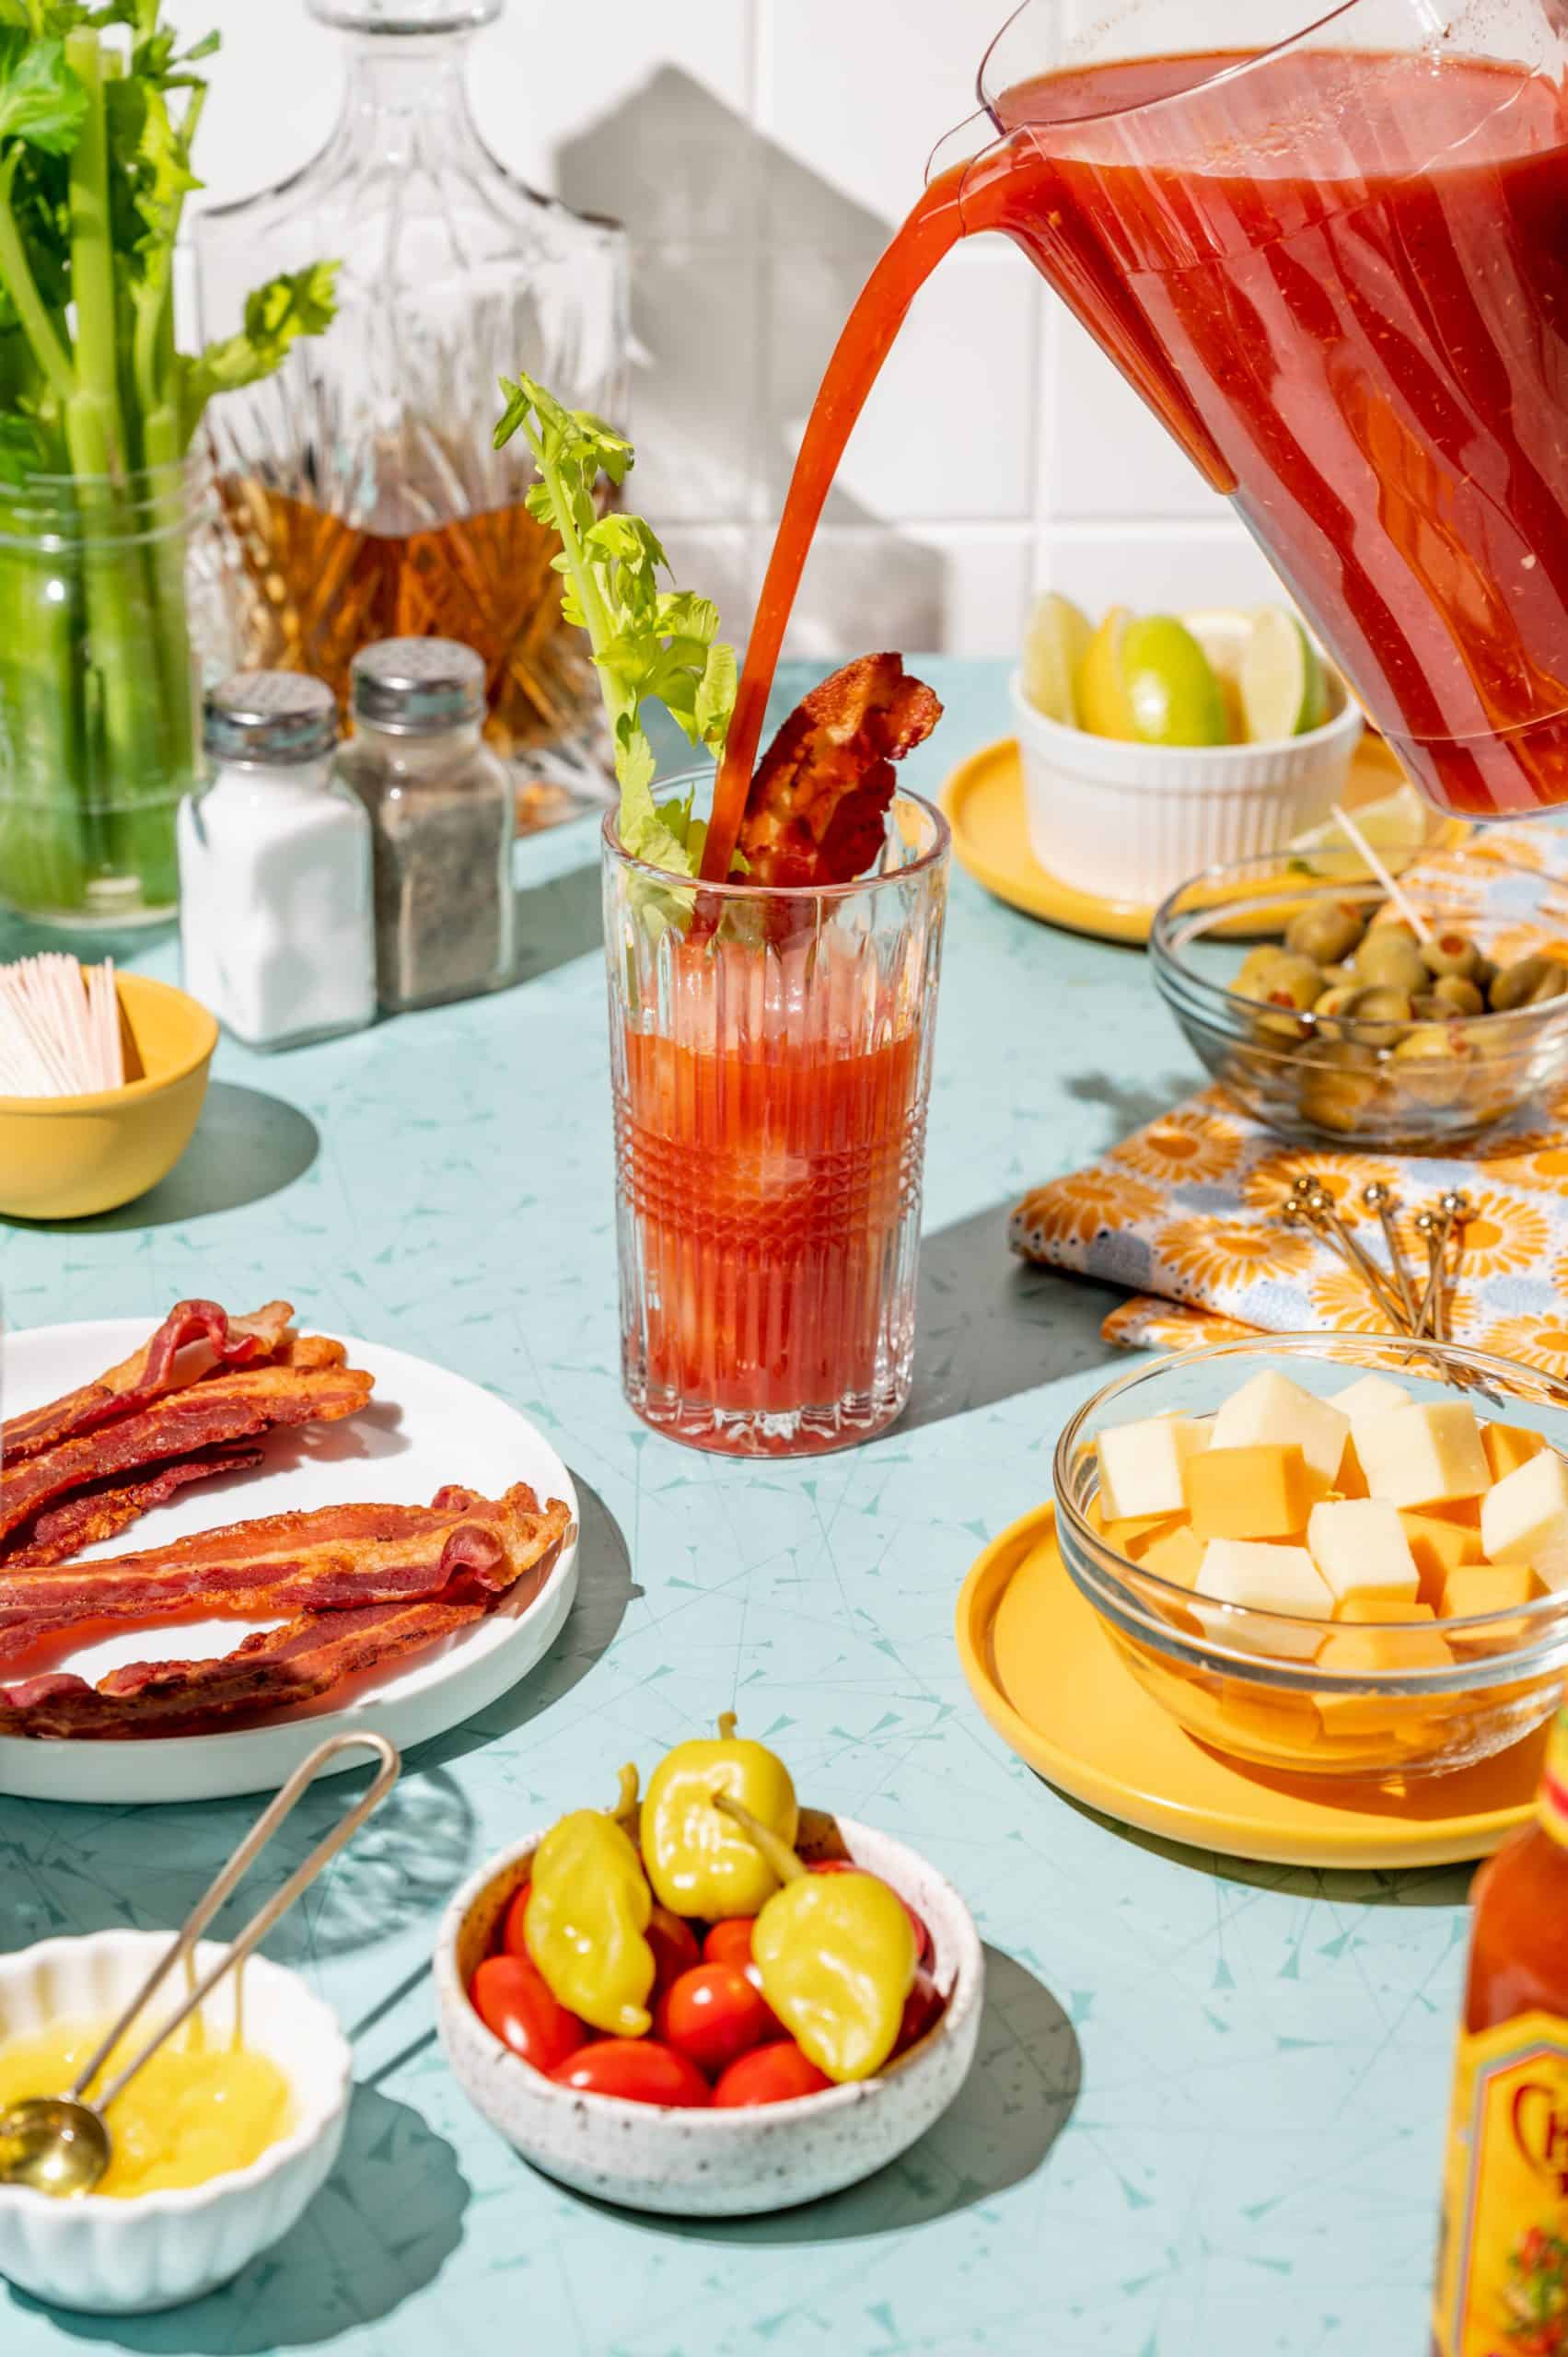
[0,1731,399,2198]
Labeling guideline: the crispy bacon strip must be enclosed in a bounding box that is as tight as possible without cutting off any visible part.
[735,654,943,889]
[3,1301,293,1466]
[0,1341,373,1555]
[0,1492,573,1740]
[6,1446,267,1570]
[0,1483,566,1629]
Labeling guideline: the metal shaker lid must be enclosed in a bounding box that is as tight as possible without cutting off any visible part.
[203,671,339,766]
[350,638,488,735]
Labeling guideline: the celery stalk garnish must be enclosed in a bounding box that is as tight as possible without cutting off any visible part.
[0,6,338,916]
[494,371,738,877]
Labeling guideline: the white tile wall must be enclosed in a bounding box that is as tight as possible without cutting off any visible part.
[168,0,1272,656]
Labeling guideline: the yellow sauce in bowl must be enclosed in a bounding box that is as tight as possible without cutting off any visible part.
[0,2014,295,2198]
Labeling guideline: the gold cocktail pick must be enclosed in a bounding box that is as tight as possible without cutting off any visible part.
[1414,1190,1471,1343]
[1283,1179,1409,1329]
[1362,1181,1420,1333]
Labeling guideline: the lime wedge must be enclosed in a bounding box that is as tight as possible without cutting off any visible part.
[1022,592,1093,726]
[1121,615,1229,748]
[1289,783,1431,876]
[1241,607,1330,741]
[1078,609,1229,747]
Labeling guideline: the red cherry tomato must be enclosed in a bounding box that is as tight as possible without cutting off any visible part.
[712,2042,832,2108]
[808,1861,933,1966]
[703,1918,761,1977]
[656,1964,779,2077]
[500,1880,531,1960]
[647,1904,703,1997]
[470,1955,586,2073]
[551,2038,710,2107]
[894,1968,946,2057]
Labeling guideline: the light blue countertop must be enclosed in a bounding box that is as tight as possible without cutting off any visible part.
[0,660,1466,2357]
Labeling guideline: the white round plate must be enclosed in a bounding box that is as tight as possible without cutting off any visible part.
[0,1321,579,1805]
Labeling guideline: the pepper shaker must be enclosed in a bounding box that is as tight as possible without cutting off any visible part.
[338,640,517,1014]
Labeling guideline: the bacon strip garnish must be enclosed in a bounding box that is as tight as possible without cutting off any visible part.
[0,1483,559,1629]
[0,1486,573,1740]
[734,654,943,889]
[5,1447,267,1571]
[0,1339,373,1558]
[3,1300,293,1466]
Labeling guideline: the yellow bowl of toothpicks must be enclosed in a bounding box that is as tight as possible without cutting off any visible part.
[0,958,218,1219]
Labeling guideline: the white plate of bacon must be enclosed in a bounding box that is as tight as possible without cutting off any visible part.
[0,1301,578,1804]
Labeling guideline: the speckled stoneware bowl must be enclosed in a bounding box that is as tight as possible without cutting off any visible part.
[0,1930,351,2314]
[435,1809,984,2216]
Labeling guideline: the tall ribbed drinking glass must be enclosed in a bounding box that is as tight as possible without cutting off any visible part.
[605,786,949,1457]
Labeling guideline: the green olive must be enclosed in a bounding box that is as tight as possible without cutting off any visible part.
[1234,945,1292,1002]
[1528,963,1568,1005]
[1390,1024,1465,1063]
[1285,900,1366,966]
[1388,1022,1471,1107]
[1428,973,1485,1017]
[1421,930,1482,981]
[1492,956,1558,1011]
[1348,984,1414,1047]
[1299,1042,1378,1134]
[1319,961,1355,990]
[1311,983,1361,1023]
[1354,930,1428,993]
[1472,954,1498,993]
[1262,952,1328,1012]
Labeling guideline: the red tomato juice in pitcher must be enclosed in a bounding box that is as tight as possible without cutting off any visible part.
[706,46,1568,875]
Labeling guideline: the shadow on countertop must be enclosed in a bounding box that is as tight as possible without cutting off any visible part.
[577,1946,1081,2247]
[4,1084,319,1233]
[8,2087,470,2352]
[902,1203,1126,1433]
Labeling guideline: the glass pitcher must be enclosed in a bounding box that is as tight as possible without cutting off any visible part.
[193,0,628,799]
[957,0,1568,822]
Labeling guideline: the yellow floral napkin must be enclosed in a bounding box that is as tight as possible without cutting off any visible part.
[1011,819,1568,1375]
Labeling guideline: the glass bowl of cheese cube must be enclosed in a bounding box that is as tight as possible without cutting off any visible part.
[1055,1334,1568,1779]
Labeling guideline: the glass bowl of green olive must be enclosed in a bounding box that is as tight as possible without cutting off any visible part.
[1150,849,1568,1151]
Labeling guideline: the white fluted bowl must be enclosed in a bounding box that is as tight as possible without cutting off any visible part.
[436,1810,984,2216]
[0,1933,351,2314]
[1012,665,1364,904]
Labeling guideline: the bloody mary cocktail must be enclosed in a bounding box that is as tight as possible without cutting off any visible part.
[606,791,948,1456]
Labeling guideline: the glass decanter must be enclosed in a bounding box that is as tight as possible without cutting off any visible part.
[192,0,628,796]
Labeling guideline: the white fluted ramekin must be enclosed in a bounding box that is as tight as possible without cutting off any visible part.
[0,1932,351,2314]
[436,1810,984,2216]
[1012,667,1364,905]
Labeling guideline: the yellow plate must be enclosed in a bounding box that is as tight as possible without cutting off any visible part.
[942,736,1469,945]
[956,1504,1542,1868]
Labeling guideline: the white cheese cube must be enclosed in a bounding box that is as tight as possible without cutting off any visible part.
[1481,1448,1568,1590]
[1305,1498,1422,1608]
[1210,1369,1350,1485]
[1330,1375,1411,1427]
[1197,1538,1333,1656]
[1097,1415,1208,1521]
[1354,1400,1490,1508]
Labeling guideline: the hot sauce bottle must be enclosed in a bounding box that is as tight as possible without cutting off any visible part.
[1434,1708,1568,2354]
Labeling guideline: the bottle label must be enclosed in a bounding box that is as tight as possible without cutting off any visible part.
[1434,2011,1568,2354]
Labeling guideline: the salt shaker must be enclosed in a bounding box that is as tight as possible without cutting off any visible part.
[338,639,517,1013]
[177,674,376,1051]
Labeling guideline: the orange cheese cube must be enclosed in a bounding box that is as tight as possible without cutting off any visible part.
[1137,1521,1204,1590]
[1423,1496,1482,1529]
[1482,1422,1550,1484]
[1440,1564,1539,1620]
[1182,1444,1319,1540]
[1319,1620,1453,1673]
[1335,1597,1438,1625]
[1103,1510,1185,1559]
[1336,1440,1370,1500]
[1400,1509,1486,1607]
